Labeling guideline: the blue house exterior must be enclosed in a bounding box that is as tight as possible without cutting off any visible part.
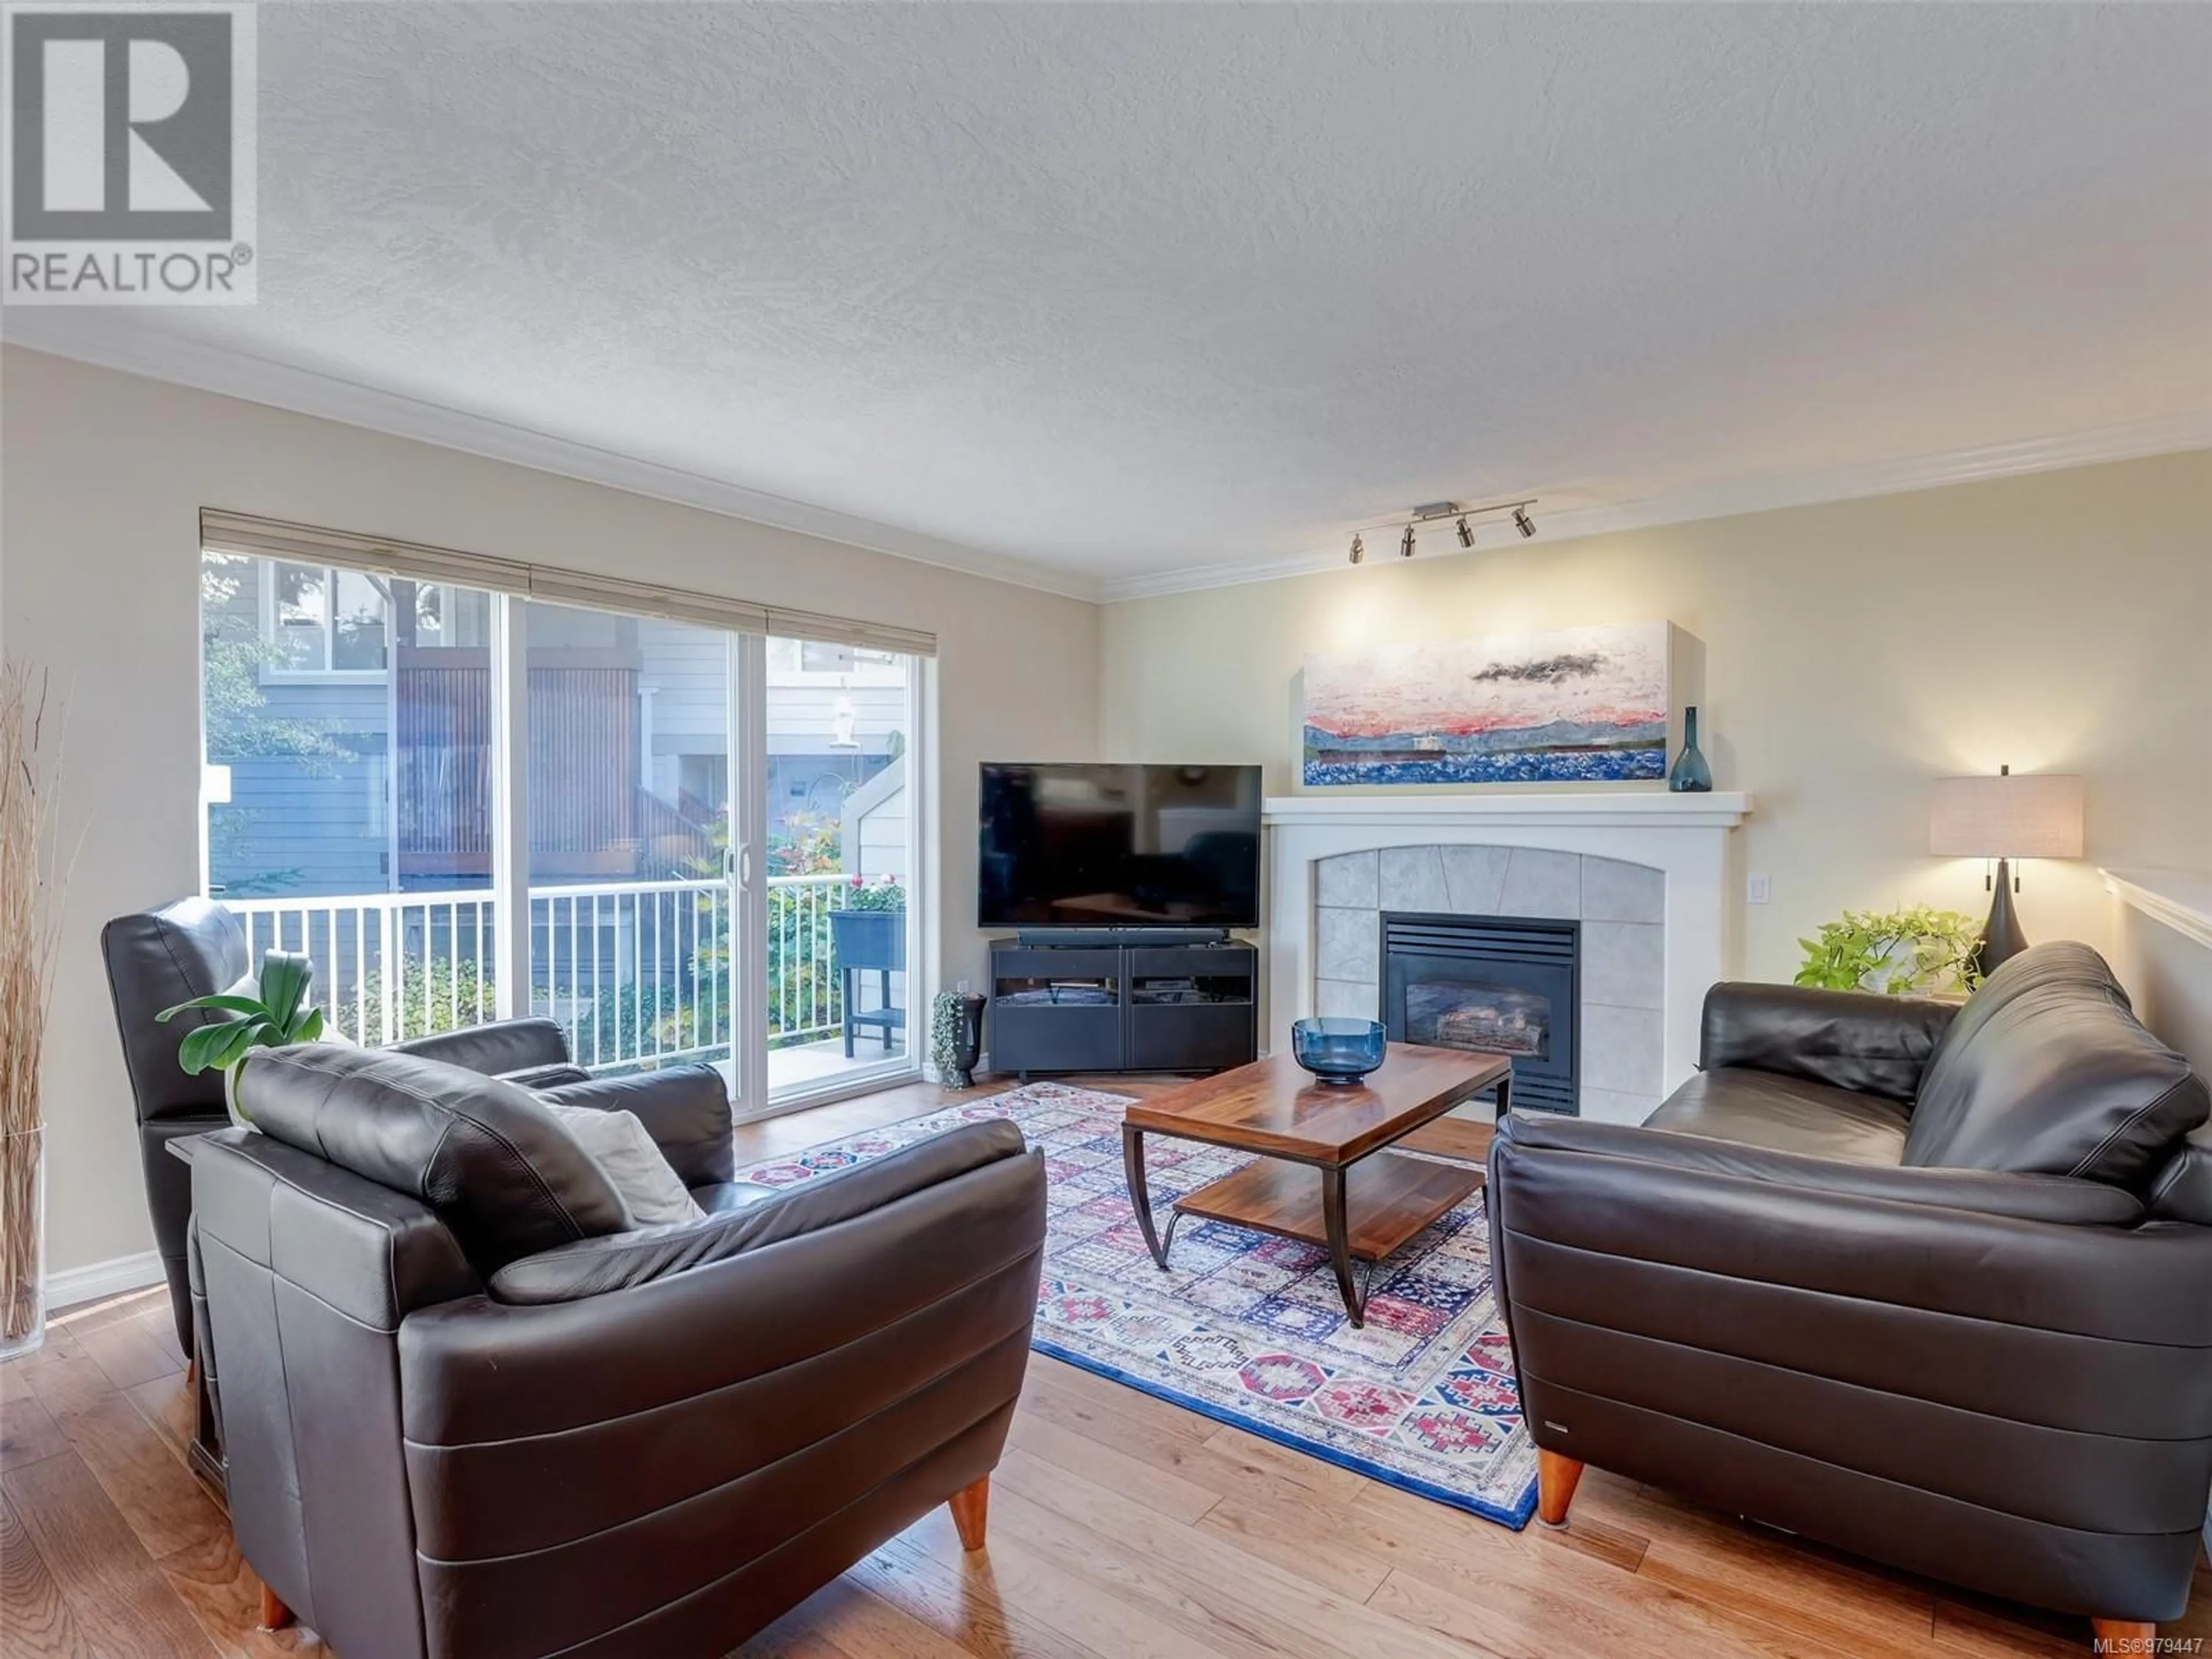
[203,554,907,902]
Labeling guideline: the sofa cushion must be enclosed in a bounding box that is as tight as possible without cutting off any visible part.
[1903,942,2210,1186]
[389,1016,572,1078]
[544,1104,704,1227]
[533,1065,734,1186]
[1645,1068,1911,1166]
[1699,982,1958,1104]
[1500,1112,2143,1226]
[234,1042,632,1272]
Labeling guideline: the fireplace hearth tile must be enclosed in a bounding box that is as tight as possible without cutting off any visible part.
[1583,1003,1665,1095]
[1317,850,1380,909]
[1582,857,1665,924]
[1582,921,1665,1010]
[1498,849,1584,918]
[1440,846,1513,914]
[1317,906,1382,979]
[1381,846,1451,912]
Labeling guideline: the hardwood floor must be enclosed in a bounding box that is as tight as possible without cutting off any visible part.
[4,1073,2204,1658]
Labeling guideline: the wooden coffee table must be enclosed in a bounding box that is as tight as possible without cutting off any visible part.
[1122,1043,1511,1327]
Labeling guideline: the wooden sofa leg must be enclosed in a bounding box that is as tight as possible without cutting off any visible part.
[2090,1620,2153,1653]
[948,1475,990,1552]
[257,1581,294,1631]
[1536,1450,1584,1528]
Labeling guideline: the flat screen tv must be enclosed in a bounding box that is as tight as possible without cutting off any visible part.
[979,763,1262,929]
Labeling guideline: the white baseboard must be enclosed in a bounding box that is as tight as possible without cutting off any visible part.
[46,1250,166,1313]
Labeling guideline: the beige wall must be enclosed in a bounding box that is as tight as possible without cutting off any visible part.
[2111,907,2212,1075]
[1101,450,2212,995]
[0,346,1099,1277]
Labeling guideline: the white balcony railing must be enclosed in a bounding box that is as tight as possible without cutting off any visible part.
[221,872,880,1073]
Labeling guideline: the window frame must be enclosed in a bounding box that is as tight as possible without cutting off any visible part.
[256,560,389,684]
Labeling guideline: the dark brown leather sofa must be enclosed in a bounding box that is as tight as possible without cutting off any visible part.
[102,896,586,1351]
[1488,941,2212,1652]
[190,1041,1047,1659]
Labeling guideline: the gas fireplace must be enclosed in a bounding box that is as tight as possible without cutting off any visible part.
[1382,912,1580,1114]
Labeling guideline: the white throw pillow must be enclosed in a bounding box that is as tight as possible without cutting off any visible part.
[544,1103,705,1228]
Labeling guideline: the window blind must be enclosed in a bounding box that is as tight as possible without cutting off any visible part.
[199,509,938,657]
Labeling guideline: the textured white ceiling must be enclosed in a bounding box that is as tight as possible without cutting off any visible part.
[33,2,2212,590]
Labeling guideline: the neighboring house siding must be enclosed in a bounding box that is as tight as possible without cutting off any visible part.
[638,620,727,740]
[208,558,398,897]
[767,684,904,755]
[843,759,909,884]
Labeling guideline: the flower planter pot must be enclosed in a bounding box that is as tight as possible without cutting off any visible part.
[931,990,986,1088]
[830,908,907,1058]
[830,907,907,972]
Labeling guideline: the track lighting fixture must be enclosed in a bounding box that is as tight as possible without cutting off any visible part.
[1341,498,1537,567]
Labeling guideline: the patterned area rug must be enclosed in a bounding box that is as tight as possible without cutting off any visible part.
[734,1081,1537,1528]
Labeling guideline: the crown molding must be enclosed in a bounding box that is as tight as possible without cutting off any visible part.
[0,313,1106,603]
[1100,410,2212,603]
[2103,867,2212,955]
[8,312,2204,612]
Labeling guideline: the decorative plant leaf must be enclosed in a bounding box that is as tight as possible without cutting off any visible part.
[161,944,324,1078]
[177,1018,264,1077]
[156,993,271,1022]
[257,950,313,1029]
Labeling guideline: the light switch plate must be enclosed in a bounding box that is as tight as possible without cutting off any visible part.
[1748,873,1771,905]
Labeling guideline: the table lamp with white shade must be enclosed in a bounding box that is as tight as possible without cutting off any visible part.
[1929,766,2085,973]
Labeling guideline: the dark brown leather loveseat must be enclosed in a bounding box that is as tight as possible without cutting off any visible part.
[1488,941,2212,1652]
[190,1041,1048,1658]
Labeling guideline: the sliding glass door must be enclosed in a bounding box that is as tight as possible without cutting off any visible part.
[521,598,738,1077]
[762,635,918,1103]
[200,551,505,1043]
[199,546,926,1118]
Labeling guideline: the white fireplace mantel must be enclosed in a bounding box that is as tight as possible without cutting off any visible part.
[1263,790,1755,1121]
[1264,791,1753,831]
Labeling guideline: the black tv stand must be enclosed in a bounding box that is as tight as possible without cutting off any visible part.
[1013,925,1230,949]
[989,937,1257,1080]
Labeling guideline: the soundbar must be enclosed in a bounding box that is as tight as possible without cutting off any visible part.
[1013,926,1233,949]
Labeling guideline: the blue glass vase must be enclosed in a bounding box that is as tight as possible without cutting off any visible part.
[1669,706,1713,793]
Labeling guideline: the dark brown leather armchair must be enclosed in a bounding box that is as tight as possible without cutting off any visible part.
[103,896,584,1350]
[1488,942,2212,1652]
[190,1042,1047,1659]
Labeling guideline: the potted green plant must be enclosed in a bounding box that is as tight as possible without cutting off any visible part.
[929,988,985,1088]
[1795,906,1984,997]
[157,947,326,1126]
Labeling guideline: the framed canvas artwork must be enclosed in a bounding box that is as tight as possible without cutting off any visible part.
[1302,622,1673,786]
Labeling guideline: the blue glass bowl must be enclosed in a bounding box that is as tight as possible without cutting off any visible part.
[1291,1017,1387,1086]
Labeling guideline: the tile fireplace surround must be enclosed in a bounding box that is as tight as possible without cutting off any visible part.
[1264,793,1755,1126]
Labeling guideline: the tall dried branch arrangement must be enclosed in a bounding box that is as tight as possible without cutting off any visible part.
[0,662,68,1345]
